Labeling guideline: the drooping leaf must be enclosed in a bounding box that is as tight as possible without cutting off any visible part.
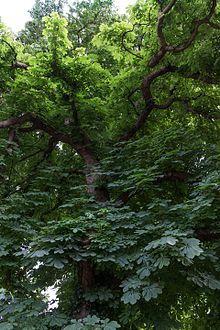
[121,291,141,305]
[142,283,163,302]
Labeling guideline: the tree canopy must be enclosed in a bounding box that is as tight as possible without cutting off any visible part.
[0,0,220,329]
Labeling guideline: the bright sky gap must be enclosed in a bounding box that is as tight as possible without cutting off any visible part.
[0,0,137,32]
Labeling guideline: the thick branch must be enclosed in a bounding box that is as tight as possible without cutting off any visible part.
[14,62,29,70]
[141,65,176,100]
[149,0,177,66]
[0,113,98,165]
[183,72,220,84]
[162,0,178,15]
[158,0,177,46]
[120,65,176,141]
[155,97,179,109]
[1,115,108,202]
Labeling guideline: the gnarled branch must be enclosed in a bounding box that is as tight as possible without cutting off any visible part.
[120,65,176,141]
[149,0,177,67]
[149,0,218,67]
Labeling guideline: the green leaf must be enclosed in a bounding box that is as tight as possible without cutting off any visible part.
[189,274,220,290]
[180,238,203,259]
[145,236,178,251]
[0,250,9,256]
[83,315,100,325]
[0,323,14,330]
[31,250,49,258]
[46,259,65,269]
[142,283,163,302]
[63,325,83,330]
[121,291,141,305]
[137,267,151,279]
[103,321,121,330]
[154,256,170,269]
[121,277,141,292]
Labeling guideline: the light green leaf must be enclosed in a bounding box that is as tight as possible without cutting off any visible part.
[145,236,178,251]
[189,274,220,290]
[121,277,141,292]
[0,250,9,257]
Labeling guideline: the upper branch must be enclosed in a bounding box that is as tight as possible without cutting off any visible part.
[155,95,215,121]
[149,0,218,67]
[149,0,177,66]
[157,0,177,46]
[118,1,219,144]
[121,24,144,59]
[162,0,178,15]
[120,65,175,141]
[0,39,28,69]
[168,0,217,53]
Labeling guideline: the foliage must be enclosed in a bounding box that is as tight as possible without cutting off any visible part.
[1,0,220,329]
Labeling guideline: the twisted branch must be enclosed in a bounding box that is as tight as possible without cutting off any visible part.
[120,65,176,141]
[149,0,218,67]
[121,24,145,59]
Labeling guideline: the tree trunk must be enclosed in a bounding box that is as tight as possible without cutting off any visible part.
[76,164,109,318]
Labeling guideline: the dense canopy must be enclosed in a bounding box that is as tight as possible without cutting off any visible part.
[0,0,220,329]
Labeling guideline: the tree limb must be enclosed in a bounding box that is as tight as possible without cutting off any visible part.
[120,65,176,141]
[14,62,29,70]
[168,0,217,53]
[121,24,144,59]
[182,72,220,84]
[149,0,218,67]
[149,0,177,67]
[0,113,98,165]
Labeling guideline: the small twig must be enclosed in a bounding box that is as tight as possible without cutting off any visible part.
[126,88,140,114]
[208,21,220,29]
[18,149,44,163]
[121,23,147,59]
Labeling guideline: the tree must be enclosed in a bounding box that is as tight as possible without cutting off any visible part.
[18,0,67,45]
[0,0,220,329]
[67,0,119,48]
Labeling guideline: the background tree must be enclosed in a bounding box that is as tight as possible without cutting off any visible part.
[18,0,67,46]
[0,0,220,329]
